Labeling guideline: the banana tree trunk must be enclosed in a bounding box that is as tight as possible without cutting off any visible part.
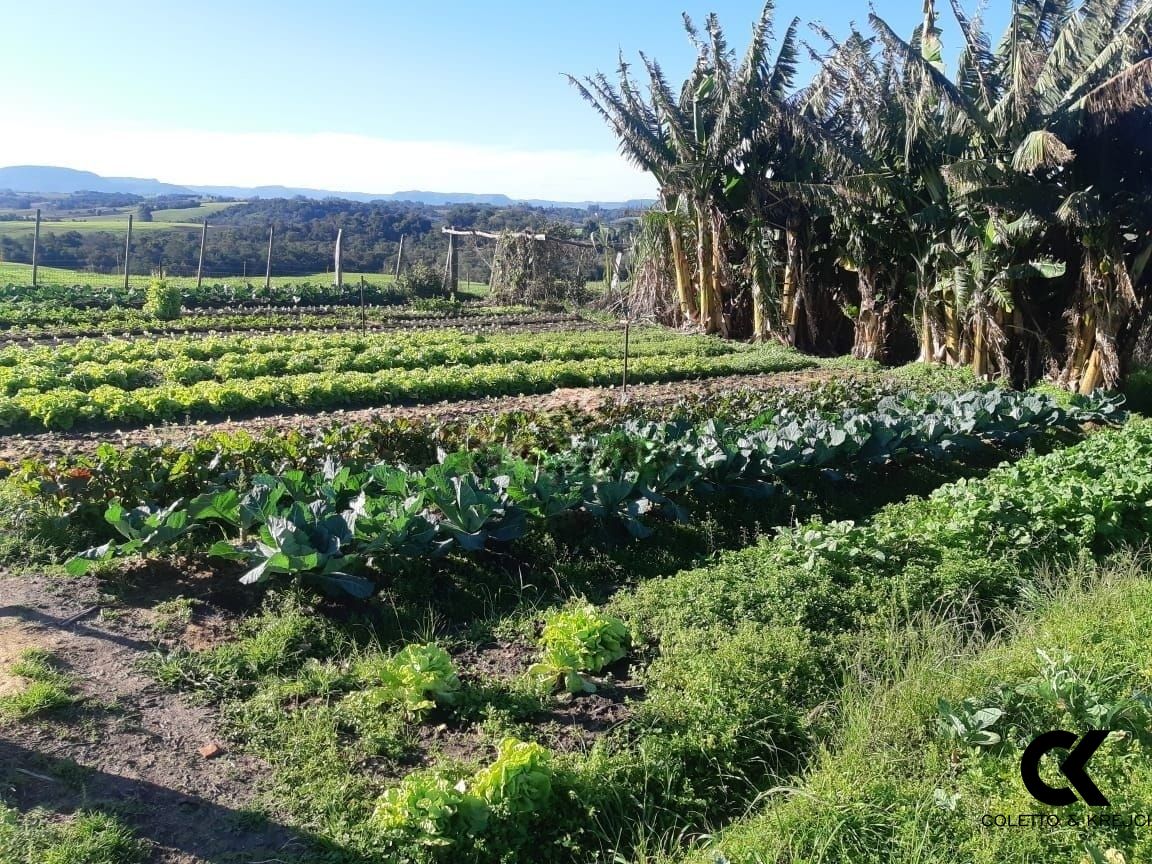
[667,222,698,326]
[943,292,961,366]
[971,312,988,378]
[751,250,772,342]
[694,200,721,335]
[851,265,887,361]
[781,222,804,347]
[710,212,728,337]
[1059,247,1137,393]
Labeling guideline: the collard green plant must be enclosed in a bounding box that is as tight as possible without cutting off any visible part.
[936,698,1004,748]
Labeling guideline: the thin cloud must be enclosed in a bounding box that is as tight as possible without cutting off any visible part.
[0,125,656,202]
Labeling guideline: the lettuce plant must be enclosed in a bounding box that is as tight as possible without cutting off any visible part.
[471,737,553,814]
[529,603,631,693]
[354,642,461,717]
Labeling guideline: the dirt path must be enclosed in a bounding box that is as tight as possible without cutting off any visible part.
[0,571,308,863]
[0,367,850,463]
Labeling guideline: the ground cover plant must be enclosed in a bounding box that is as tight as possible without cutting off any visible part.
[677,555,1152,864]
[123,417,1152,863]
[0,805,146,864]
[60,387,1119,598]
[0,328,814,430]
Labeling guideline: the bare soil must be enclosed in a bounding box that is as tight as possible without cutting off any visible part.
[0,571,304,863]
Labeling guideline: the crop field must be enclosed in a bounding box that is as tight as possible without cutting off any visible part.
[1,265,1148,864]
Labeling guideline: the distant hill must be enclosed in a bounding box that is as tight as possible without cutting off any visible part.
[0,166,191,197]
[0,166,654,210]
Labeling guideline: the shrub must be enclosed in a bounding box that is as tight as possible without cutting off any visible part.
[143,279,182,320]
[396,263,445,299]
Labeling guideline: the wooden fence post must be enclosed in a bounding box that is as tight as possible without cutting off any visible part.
[622,319,631,397]
[123,214,134,290]
[31,209,41,286]
[264,226,274,291]
[394,234,405,280]
[196,220,208,288]
[443,233,458,299]
[334,228,344,289]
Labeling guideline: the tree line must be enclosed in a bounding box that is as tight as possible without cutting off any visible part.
[0,198,634,281]
[574,0,1152,391]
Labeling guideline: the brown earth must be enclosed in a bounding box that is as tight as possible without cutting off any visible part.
[0,571,308,863]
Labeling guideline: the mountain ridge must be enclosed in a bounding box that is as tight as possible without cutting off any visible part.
[0,165,654,209]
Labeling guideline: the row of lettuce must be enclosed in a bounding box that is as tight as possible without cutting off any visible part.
[0,327,731,395]
[0,304,558,340]
[161,414,1152,863]
[0,346,814,431]
[64,389,1122,597]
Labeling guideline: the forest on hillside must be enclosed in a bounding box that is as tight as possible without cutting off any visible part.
[0,198,637,280]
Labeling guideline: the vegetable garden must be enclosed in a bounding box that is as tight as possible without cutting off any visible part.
[2,1,1152,861]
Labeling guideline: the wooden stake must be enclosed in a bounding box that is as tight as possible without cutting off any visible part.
[31,208,41,286]
[123,214,134,290]
[443,233,458,299]
[196,220,208,288]
[394,234,405,279]
[334,228,344,289]
[621,319,631,397]
[264,225,274,291]
[359,275,366,334]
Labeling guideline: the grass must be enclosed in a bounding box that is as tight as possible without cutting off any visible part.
[0,261,490,293]
[679,552,1152,864]
[0,218,197,237]
[0,649,76,720]
[0,805,146,864]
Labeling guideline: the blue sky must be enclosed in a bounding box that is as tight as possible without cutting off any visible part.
[1,0,1010,200]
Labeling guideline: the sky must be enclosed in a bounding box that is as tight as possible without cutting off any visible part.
[0,0,1010,201]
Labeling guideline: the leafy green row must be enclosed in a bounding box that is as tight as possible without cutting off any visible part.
[318,419,1152,862]
[0,305,558,340]
[0,279,408,310]
[66,389,1121,597]
[0,344,811,430]
[0,327,729,397]
[6,373,885,552]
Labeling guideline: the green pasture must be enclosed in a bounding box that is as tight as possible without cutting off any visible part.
[0,261,490,294]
